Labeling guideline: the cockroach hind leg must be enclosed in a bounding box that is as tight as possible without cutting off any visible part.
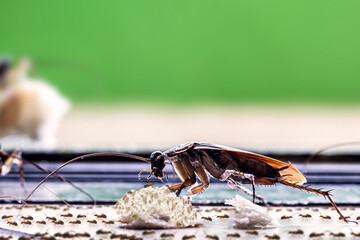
[278,179,357,224]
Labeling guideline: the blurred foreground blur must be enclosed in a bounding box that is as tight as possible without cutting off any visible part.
[0,58,70,147]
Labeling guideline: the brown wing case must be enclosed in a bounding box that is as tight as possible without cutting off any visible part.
[193,142,307,184]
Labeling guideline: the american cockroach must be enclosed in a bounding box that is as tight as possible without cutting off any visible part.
[25,142,351,222]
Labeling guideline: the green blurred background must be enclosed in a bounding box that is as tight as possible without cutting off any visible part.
[1,0,359,104]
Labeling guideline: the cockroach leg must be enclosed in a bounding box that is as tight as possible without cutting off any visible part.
[278,179,356,223]
[138,169,152,180]
[227,178,267,205]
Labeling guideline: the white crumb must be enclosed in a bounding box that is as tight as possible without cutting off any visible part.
[115,186,198,229]
[225,195,278,229]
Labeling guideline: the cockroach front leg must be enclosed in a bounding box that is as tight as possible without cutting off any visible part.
[171,160,196,196]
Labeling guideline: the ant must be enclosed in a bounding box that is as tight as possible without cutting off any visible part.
[34,233,47,237]
[77,214,87,218]
[160,233,175,238]
[36,220,46,225]
[299,213,312,219]
[45,216,56,221]
[52,220,64,225]
[280,215,293,220]
[96,230,112,235]
[201,216,212,221]
[264,234,280,240]
[142,231,155,235]
[339,216,351,220]
[319,215,331,220]
[245,231,258,235]
[110,234,127,239]
[329,232,346,237]
[288,229,304,235]
[69,220,81,224]
[206,235,219,240]
[20,221,32,225]
[0,237,12,240]
[309,232,324,238]
[87,220,97,224]
[351,232,360,237]
[60,213,73,217]
[102,220,115,225]
[2,215,13,219]
[20,216,33,220]
[94,213,107,218]
[76,233,91,238]
[226,233,241,238]
[182,235,196,240]
[7,221,17,226]
[216,214,229,219]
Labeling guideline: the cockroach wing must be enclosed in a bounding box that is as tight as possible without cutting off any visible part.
[193,142,307,184]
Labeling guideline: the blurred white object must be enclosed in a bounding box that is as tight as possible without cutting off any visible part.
[0,58,70,147]
[225,194,278,229]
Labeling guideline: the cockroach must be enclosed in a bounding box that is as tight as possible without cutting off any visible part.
[201,216,212,221]
[264,234,280,240]
[226,233,241,238]
[288,230,304,235]
[25,142,351,222]
[216,214,229,219]
[206,235,219,240]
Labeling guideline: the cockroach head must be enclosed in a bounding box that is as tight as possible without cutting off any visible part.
[150,151,165,178]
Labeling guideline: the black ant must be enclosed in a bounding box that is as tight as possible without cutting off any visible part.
[2,215,13,219]
[329,232,346,237]
[280,215,293,220]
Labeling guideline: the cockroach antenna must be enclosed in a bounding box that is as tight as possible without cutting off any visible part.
[24,153,151,201]
[0,149,97,204]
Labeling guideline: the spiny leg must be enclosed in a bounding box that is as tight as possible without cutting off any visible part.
[171,160,196,196]
[278,179,355,223]
[138,169,152,179]
[227,179,267,205]
[186,165,210,203]
[230,171,263,205]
